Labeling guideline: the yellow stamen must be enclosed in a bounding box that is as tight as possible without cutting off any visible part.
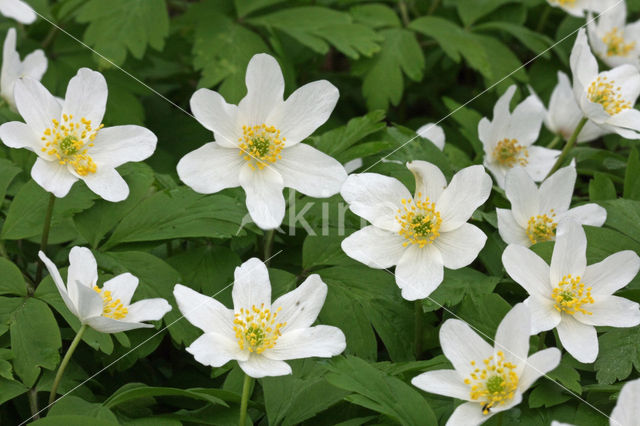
[526,211,557,245]
[602,27,636,57]
[238,124,284,170]
[93,286,128,320]
[466,351,519,415]
[41,116,103,176]
[587,76,631,116]
[551,275,594,315]
[492,139,528,168]
[233,304,286,353]
[396,193,442,248]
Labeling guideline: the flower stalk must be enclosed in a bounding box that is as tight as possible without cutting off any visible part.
[49,324,87,406]
[35,193,56,285]
[238,373,253,426]
[415,301,423,359]
[546,117,588,178]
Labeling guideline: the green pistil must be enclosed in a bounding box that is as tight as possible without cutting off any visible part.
[486,376,504,394]
[411,215,432,236]
[59,136,79,155]
[251,137,271,157]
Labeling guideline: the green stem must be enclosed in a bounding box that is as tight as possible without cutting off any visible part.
[546,117,588,179]
[263,230,275,264]
[41,26,58,49]
[536,6,551,33]
[546,134,562,149]
[28,388,40,420]
[35,193,56,286]
[414,301,423,359]
[238,373,253,426]
[428,0,441,15]
[49,324,87,406]
[398,0,410,26]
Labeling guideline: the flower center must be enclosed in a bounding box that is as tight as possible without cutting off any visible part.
[233,304,286,354]
[396,194,442,248]
[551,275,594,315]
[492,139,528,168]
[464,351,519,415]
[603,28,636,57]
[587,76,631,116]
[526,211,557,245]
[238,124,285,170]
[40,114,103,176]
[551,0,575,4]
[93,286,128,320]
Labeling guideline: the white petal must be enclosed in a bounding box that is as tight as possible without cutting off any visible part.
[395,244,444,300]
[497,208,530,246]
[611,378,640,426]
[22,50,47,81]
[67,247,98,306]
[81,168,129,202]
[102,273,138,306]
[238,53,284,126]
[604,64,640,105]
[504,167,540,227]
[173,284,234,334]
[31,158,78,198]
[547,72,582,138]
[89,125,157,169]
[434,223,486,269]
[265,325,345,360]
[340,173,410,232]
[1,28,19,105]
[508,94,545,146]
[484,160,508,189]
[584,250,640,296]
[177,142,243,194]
[272,274,327,331]
[570,29,599,98]
[238,353,292,378]
[494,303,531,376]
[524,296,561,334]
[186,332,247,367]
[417,123,445,150]
[62,68,107,126]
[436,165,492,232]
[556,315,598,363]
[38,250,77,316]
[575,296,640,327]
[518,348,561,391]
[522,146,561,182]
[274,143,346,198]
[539,165,576,215]
[232,258,272,311]
[0,121,41,152]
[125,298,172,323]
[85,316,152,333]
[239,163,285,230]
[0,0,36,24]
[560,203,607,227]
[268,80,339,147]
[446,401,490,426]
[340,226,406,269]
[411,370,470,400]
[606,108,640,137]
[74,282,103,322]
[190,88,240,148]
[13,77,60,134]
[439,318,494,379]
[502,244,552,298]
[407,160,447,202]
[550,220,587,285]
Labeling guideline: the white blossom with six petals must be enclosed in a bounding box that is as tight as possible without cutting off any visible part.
[502,220,640,363]
[39,247,172,334]
[587,1,640,69]
[177,53,347,230]
[497,165,606,247]
[1,28,46,110]
[341,161,491,301]
[412,303,561,426]
[174,258,346,378]
[0,68,157,201]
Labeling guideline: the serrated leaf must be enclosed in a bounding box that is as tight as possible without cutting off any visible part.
[474,21,553,57]
[350,4,401,29]
[422,268,500,312]
[444,0,519,27]
[76,0,169,66]
[594,327,640,384]
[312,110,386,157]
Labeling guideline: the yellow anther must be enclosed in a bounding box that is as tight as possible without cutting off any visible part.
[396,193,442,248]
[526,210,557,244]
[588,76,631,116]
[41,116,101,176]
[233,305,285,353]
[603,27,636,57]
[238,123,284,170]
[465,354,519,415]
[93,286,128,320]
[492,138,528,168]
[551,275,594,315]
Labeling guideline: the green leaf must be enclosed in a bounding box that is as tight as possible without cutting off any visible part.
[589,173,617,201]
[249,7,382,59]
[312,110,386,157]
[102,187,246,250]
[624,147,640,200]
[103,384,227,409]
[350,4,401,29]
[598,199,640,245]
[31,416,119,426]
[422,268,500,312]
[10,298,62,387]
[0,258,27,296]
[234,0,287,18]
[326,356,437,425]
[547,355,581,394]
[302,234,356,270]
[528,380,571,408]
[473,22,553,57]
[594,327,640,384]
[455,293,512,338]
[48,396,118,421]
[0,157,21,202]
[0,377,28,405]
[444,0,519,27]
[358,28,424,110]
[76,0,169,66]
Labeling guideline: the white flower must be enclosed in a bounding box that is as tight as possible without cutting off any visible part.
[417,122,445,150]
[1,28,46,110]
[479,85,560,189]
[0,0,36,24]
[38,247,172,333]
[570,28,640,140]
[412,303,561,426]
[340,161,491,301]
[588,1,640,69]
[538,72,609,143]
[177,53,347,230]
[502,220,640,363]
[552,377,640,426]
[173,258,346,378]
[547,0,617,17]
[497,165,606,247]
[0,68,157,201]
